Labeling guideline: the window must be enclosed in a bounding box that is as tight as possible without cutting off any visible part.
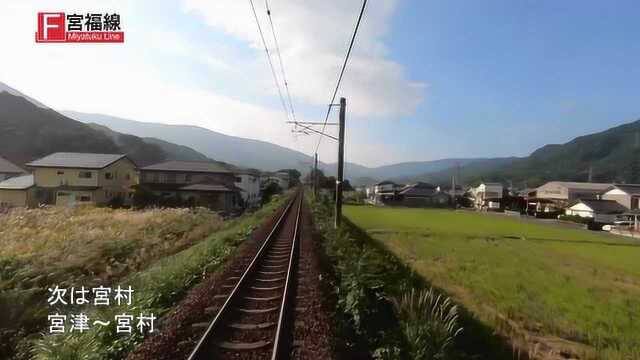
[185,174,192,182]
[632,197,639,210]
[105,172,113,180]
[126,173,131,180]
[235,176,242,183]
[79,196,91,202]
[57,192,70,196]
[166,173,177,183]
[57,171,64,175]
[79,171,92,179]
[152,173,159,183]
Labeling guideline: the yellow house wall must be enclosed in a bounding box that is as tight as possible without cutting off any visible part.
[32,157,139,206]
[34,168,99,188]
[97,158,138,204]
[0,189,28,207]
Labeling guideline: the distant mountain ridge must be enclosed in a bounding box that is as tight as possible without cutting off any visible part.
[6,81,637,188]
[63,111,316,173]
[402,118,640,188]
[0,83,213,167]
[62,111,497,182]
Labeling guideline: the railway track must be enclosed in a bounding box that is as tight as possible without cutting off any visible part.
[188,192,303,360]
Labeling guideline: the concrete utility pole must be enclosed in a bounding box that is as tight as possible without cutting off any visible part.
[335,97,346,228]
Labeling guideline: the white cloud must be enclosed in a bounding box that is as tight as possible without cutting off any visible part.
[182,0,425,117]
[0,0,424,166]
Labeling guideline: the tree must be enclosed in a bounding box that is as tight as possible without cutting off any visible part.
[276,169,301,187]
[304,168,328,187]
[261,182,282,205]
[343,179,355,192]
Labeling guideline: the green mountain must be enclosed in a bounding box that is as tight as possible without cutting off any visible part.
[403,119,640,188]
[0,89,213,167]
[87,123,212,164]
[0,91,121,166]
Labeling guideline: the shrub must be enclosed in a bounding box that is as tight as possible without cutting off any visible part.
[392,288,463,360]
[558,214,592,225]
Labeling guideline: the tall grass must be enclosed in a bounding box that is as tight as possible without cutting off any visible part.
[28,195,286,359]
[0,206,228,359]
[392,288,463,360]
[311,195,472,359]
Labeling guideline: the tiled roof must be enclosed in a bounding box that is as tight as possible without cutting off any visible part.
[398,182,439,197]
[575,199,627,214]
[609,184,640,196]
[0,174,34,190]
[541,181,612,191]
[375,180,398,186]
[26,153,127,169]
[0,156,25,174]
[141,161,231,173]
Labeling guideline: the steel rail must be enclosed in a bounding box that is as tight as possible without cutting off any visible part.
[271,192,302,359]
[187,191,301,360]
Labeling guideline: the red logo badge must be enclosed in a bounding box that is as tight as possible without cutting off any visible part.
[35,12,124,43]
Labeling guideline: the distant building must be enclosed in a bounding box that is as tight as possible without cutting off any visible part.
[565,199,627,224]
[470,182,503,210]
[26,152,138,206]
[234,169,261,208]
[438,184,465,197]
[0,156,26,181]
[138,160,240,212]
[528,181,612,215]
[397,182,450,207]
[601,184,640,210]
[369,180,404,205]
[0,174,36,208]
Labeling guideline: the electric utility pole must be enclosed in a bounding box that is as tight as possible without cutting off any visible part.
[287,101,343,228]
[335,97,346,228]
[314,153,318,198]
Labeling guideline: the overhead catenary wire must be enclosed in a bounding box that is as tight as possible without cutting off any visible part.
[248,0,290,123]
[314,0,368,153]
[264,0,297,123]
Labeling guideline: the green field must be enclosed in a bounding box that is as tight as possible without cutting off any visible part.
[344,205,640,359]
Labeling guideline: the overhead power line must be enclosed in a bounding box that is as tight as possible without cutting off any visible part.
[315,0,368,153]
[264,0,297,123]
[248,0,290,122]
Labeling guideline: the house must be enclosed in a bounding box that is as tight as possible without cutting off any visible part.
[565,199,627,224]
[234,168,261,208]
[26,152,138,206]
[601,184,640,210]
[0,156,26,181]
[397,182,450,207]
[138,160,240,212]
[470,182,503,210]
[369,180,404,205]
[0,174,37,208]
[437,184,465,197]
[528,181,612,215]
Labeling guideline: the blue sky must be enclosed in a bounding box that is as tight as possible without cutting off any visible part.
[375,0,640,161]
[1,1,638,167]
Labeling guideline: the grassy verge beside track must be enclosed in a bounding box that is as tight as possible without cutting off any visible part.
[311,196,513,359]
[25,195,287,360]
